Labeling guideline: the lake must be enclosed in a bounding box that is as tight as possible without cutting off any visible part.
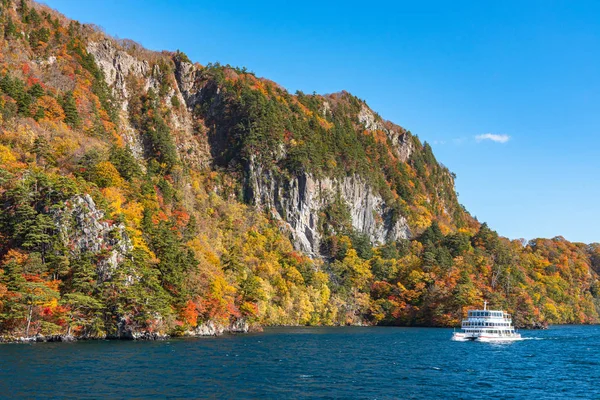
[0,325,598,399]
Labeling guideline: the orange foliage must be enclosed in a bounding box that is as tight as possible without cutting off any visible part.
[181,300,199,327]
[1,249,29,266]
[35,96,65,122]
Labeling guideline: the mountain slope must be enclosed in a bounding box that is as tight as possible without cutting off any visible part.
[0,0,597,339]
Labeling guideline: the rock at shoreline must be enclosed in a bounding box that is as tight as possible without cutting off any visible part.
[189,319,250,337]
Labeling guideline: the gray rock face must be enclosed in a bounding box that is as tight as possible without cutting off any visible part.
[190,319,249,336]
[53,194,132,281]
[357,105,383,132]
[88,39,210,169]
[173,57,196,103]
[87,40,148,161]
[112,317,168,340]
[249,162,410,257]
[358,105,413,162]
[87,40,152,110]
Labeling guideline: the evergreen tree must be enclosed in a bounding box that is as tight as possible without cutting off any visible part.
[21,213,54,264]
[61,91,81,128]
[28,84,44,99]
[4,16,16,39]
[33,106,45,121]
[109,145,140,181]
[17,0,28,19]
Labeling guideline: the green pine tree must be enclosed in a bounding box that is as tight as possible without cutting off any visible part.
[61,91,81,128]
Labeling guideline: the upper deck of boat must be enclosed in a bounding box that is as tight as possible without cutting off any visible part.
[466,310,511,319]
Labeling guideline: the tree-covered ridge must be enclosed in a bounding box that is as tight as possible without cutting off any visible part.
[190,63,468,233]
[0,0,598,340]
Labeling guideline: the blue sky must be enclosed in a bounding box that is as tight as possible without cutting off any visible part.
[42,0,600,243]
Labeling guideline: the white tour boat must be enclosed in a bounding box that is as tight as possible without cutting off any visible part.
[452,302,522,342]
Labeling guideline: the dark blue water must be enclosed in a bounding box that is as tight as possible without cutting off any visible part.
[0,325,599,399]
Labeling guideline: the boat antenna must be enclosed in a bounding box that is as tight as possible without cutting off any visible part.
[483,301,487,310]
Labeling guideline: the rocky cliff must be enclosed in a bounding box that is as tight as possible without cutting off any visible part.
[247,166,410,256]
[167,57,460,257]
[53,194,132,282]
[87,39,211,169]
[80,39,461,258]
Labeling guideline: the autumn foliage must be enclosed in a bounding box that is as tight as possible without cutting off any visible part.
[0,0,598,340]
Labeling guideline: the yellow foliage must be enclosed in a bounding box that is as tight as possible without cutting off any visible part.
[0,144,24,171]
[102,187,126,214]
[211,275,236,300]
[0,144,17,165]
[95,161,125,187]
[0,125,36,149]
[43,297,59,310]
[122,201,144,227]
[285,266,304,285]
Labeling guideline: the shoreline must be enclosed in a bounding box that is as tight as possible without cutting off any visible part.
[0,322,569,344]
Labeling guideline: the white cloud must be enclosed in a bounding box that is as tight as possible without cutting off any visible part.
[475,133,510,143]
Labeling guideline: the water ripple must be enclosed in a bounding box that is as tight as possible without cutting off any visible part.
[0,326,599,399]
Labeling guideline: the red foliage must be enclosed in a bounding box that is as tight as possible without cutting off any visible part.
[26,76,42,87]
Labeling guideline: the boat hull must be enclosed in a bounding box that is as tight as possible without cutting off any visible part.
[475,335,523,342]
[452,332,523,342]
[451,333,472,341]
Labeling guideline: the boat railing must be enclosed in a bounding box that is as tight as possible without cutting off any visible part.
[462,317,512,322]
[461,320,512,327]
[461,318,512,324]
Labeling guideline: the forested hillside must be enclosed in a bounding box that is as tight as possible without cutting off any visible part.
[0,0,598,340]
